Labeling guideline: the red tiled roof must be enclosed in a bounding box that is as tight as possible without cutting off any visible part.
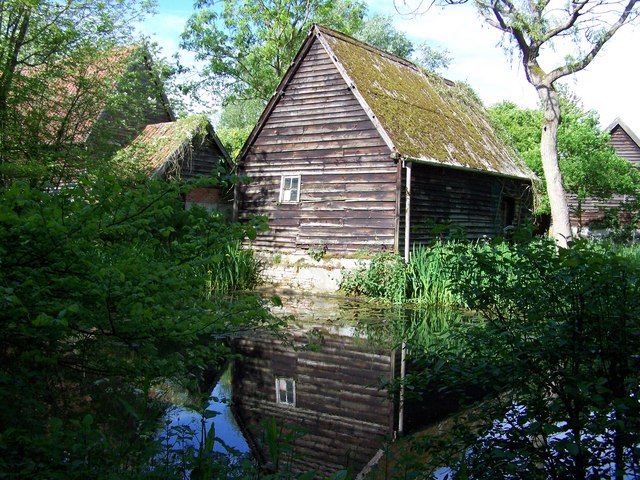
[19,46,135,145]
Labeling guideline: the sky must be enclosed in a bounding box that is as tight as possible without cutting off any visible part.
[139,0,640,134]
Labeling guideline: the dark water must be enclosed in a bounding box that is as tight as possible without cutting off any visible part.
[166,291,461,477]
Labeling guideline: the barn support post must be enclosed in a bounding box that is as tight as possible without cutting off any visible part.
[404,160,412,263]
[232,180,239,223]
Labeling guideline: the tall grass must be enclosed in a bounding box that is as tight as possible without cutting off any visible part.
[407,243,460,307]
[340,243,462,306]
[610,241,640,265]
[207,242,261,293]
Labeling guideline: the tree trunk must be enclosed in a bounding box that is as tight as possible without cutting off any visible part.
[538,85,572,247]
[0,5,31,171]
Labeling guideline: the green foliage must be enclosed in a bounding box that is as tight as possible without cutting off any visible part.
[0,0,156,182]
[0,173,272,477]
[412,41,452,73]
[307,241,327,261]
[219,98,266,130]
[407,243,459,307]
[353,14,413,58]
[340,242,461,306]
[207,241,262,292]
[353,14,451,73]
[488,90,640,216]
[341,252,408,303]
[400,239,640,478]
[216,98,266,160]
[181,0,366,102]
[218,126,254,161]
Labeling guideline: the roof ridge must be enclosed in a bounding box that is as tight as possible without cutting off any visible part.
[607,117,640,149]
[313,24,420,72]
[315,25,533,180]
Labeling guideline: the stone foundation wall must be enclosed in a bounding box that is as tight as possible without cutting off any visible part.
[257,253,368,293]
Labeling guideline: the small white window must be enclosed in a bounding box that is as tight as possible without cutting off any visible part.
[275,377,296,406]
[279,175,300,203]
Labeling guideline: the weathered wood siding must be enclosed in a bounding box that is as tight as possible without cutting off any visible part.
[181,137,226,179]
[611,125,640,165]
[400,163,532,244]
[568,193,636,230]
[170,135,230,212]
[238,38,397,254]
[232,332,395,476]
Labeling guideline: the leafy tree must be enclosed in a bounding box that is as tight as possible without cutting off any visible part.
[412,41,451,73]
[354,13,414,57]
[0,0,154,178]
[399,238,640,479]
[402,0,640,247]
[0,167,272,477]
[207,10,453,159]
[216,97,266,160]
[0,3,276,476]
[354,14,451,72]
[181,0,367,103]
[489,91,640,226]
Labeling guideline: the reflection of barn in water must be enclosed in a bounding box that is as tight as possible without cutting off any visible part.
[231,295,400,476]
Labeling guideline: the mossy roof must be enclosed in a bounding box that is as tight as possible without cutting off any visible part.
[316,26,533,180]
[124,115,226,177]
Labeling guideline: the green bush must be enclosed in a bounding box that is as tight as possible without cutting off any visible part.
[207,241,262,293]
[400,238,640,479]
[341,243,462,306]
[0,175,272,478]
[341,252,408,303]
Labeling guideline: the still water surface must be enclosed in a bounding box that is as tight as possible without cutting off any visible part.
[165,291,460,476]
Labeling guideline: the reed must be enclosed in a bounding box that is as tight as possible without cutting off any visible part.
[207,242,261,293]
[407,243,460,307]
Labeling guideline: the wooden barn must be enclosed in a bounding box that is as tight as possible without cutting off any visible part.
[122,115,232,210]
[609,118,640,165]
[236,25,534,257]
[21,45,173,150]
[569,118,640,230]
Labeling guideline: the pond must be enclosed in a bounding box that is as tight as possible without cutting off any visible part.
[164,290,463,478]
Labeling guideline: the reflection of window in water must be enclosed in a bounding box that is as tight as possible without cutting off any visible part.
[275,378,296,406]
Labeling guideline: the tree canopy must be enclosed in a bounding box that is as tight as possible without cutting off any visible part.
[399,238,640,479]
[181,0,366,103]
[0,2,276,476]
[353,13,414,58]
[0,0,164,184]
[353,13,451,72]
[489,91,640,217]
[207,9,452,161]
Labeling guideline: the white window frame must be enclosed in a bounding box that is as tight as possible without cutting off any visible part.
[279,175,301,203]
[275,377,296,407]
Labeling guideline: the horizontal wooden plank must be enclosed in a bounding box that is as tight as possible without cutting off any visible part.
[260,120,376,137]
[253,129,382,147]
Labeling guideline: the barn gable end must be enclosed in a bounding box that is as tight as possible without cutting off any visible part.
[238,36,399,253]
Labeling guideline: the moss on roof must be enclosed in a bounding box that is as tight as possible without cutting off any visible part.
[319,26,532,180]
[121,115,211,177]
